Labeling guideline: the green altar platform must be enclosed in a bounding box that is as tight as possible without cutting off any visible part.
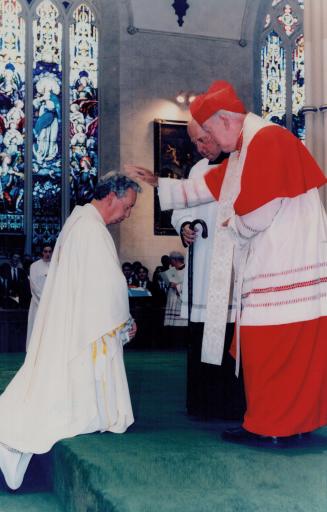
[0,351,327,512]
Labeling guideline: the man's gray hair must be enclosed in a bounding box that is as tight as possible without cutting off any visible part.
[169,251,184,260]
[94,170,142,200]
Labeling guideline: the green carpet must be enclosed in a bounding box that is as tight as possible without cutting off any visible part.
[0,353,24,393]
[1,352,327,511]
[0,492,64,512]
[54,351,327,512]
[0,354,63,511]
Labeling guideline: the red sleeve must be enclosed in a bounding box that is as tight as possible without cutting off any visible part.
[203,158,229,200]
[234,125,327,215]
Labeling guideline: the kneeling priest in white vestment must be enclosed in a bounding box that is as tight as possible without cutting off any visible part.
[0,171,140,490]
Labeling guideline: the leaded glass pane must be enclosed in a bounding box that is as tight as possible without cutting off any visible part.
[261,31,286,127]
[277,4,298,37]
[32,0,62,249]
[0,0,25,234]
[292,34,305,141]
[264,14,271,29]
[69,3,98,209]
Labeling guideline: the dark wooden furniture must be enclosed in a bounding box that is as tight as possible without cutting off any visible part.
[0,309,28,352]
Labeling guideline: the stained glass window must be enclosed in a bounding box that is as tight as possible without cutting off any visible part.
[277,4,298,36]
[32,0,62,248]
[264,14,271,29]
[259,0,305,140]
[0,0,99,254]
[261,31,286,127]
[0,0,25,235]
[292,34,305,140]
[69,3,98,209]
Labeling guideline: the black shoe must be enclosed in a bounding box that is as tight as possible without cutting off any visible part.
[222,426,281,447]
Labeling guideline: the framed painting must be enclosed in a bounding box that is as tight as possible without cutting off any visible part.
[153,119,201,236]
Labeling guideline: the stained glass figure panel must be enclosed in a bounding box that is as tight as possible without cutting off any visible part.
[264,14,271,29]
[292,34,305,141]
[0,0,25,234]
[261,31,286,127]
[32,0,62,250]
[69,3,98,209]
[261,1,305,142]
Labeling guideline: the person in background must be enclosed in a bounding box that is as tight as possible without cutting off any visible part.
[151,255,170,347]
[22,254,34,276]
[162,251,188,347]
[133,265,153,293]
[132,261,142,278]
[0,273,7,309]
[122,261,134,286]
[171,118,245,419]
[0,253,29,309]
[125,120,245,419]
[26,244,53,350]
[152,255,170,300]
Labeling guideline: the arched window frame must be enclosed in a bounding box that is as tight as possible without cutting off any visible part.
[253,0,304,137]
[1,0,101,254]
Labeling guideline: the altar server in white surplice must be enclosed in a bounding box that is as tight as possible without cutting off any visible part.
[0,171,141,491]
[126,120,245,420]
[169,120,244,420]
[171,120,229,324]
[26,244,53,350]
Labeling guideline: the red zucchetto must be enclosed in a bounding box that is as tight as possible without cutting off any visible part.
[190,80,246,125]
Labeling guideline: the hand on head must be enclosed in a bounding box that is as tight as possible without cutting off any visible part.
[124,165,158,187]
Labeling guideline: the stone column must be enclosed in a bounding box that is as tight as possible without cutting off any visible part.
[304,0,327,203]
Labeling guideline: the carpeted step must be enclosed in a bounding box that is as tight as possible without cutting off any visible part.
[0,354,62,510]
[0,353,24,393]
[0,491,65,512]
[0,452,60,511]
[52,351,327,512]
[2,353,327,512]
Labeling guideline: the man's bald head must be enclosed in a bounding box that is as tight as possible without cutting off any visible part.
[187,119,221,162]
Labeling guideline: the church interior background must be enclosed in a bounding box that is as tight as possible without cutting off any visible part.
[0,0,309,272]
[2,1,327,511]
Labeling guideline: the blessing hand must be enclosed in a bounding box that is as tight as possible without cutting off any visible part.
[124,164,158,187]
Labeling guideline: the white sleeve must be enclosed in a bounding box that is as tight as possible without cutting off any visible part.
[228,198,283,243]
[157,176,215,211]
[171,207,194,234]
[29,264,43,302]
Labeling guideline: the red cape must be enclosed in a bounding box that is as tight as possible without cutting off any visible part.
[204,125,327,215]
